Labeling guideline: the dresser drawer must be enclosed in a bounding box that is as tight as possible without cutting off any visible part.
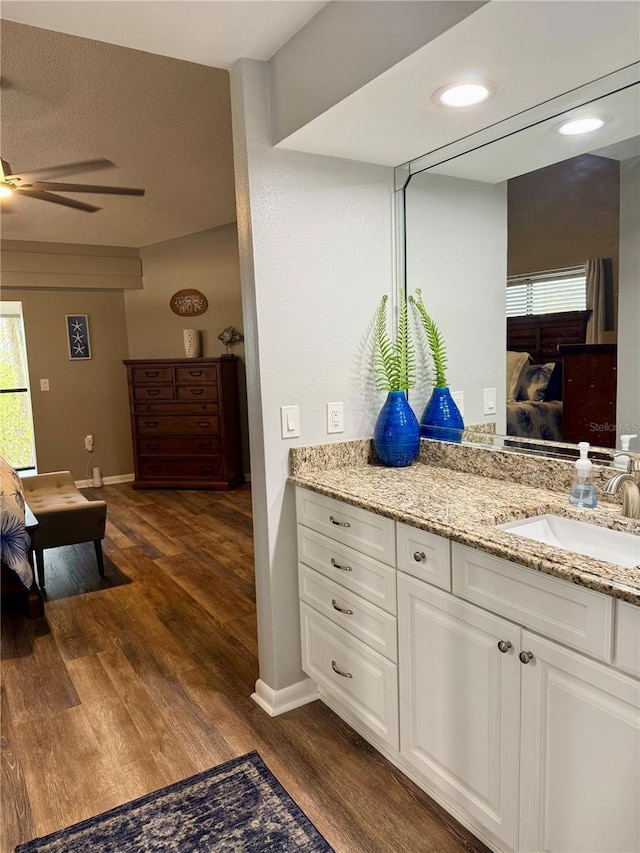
[297,525,396,614]
[299,564,397,662]
[176,384,218,402]
[133,385,174,402]
[135,415,220,435]
[134,402,218,415]
[139,458,223,480]
[175,366,218,384]
[396,522,451,590]
[301,603,399,748]
[296,488,395,566]
[131,366,172,384]
[615,600,640,678]
[138,437,221,456]
[452,544,613,660]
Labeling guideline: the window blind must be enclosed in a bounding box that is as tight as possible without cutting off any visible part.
[506,267,587,317]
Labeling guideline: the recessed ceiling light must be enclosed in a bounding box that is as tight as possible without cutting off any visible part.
[435,82,493,108]
[558,117,605,135]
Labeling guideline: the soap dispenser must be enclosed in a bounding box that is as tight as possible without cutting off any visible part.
[569,441,597,508]
[613,434,638,471]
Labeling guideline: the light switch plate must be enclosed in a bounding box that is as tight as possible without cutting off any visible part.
[280,405,300,439]
[483,387,497,415]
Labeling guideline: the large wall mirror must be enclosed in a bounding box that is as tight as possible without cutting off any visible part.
[398,64,640,459]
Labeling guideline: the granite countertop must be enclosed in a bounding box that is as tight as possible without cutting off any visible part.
[290,461,640,605]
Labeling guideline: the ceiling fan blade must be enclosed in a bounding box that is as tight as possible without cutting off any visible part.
[16,189,100,212]
[0,159,10,181]
[6,158,115,181]
[32,181,145,196]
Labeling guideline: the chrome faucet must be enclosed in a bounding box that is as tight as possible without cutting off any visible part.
[603,452,640,519]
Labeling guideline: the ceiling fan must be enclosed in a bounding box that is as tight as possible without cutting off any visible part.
[0,157,145,212]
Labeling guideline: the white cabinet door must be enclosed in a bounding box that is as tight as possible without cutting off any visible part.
[398,574,521,851]
[519,631,640,853]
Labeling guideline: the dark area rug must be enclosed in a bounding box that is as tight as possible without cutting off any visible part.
[15,752,334,852]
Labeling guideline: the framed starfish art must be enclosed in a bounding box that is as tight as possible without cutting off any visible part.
[66,315,92,360]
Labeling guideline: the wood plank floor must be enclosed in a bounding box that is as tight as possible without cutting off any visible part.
[1,483,490,853]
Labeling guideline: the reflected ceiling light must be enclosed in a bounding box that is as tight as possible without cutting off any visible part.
[435,81,493,108]
[558,117,605,135]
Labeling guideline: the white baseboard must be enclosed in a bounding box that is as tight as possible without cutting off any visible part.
[251,677,319,717]
[75,473,135,488]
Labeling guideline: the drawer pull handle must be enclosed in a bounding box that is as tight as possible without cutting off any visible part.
[198,443,212,450]
[145,421,159,428]
[197,421,210,428]
[497,640,512,654]
[190,388,204,395]
[147,389,160,396]
[331,599,353,615]
[147,443,160,450]
[329,516,351,528]
[330,557,352,572]
[189,370,203,377]
[519,650,534,664]
[149,465,161,473]
[201,467,213,473]
[145,371,159,377]
[331,660,353,679]
[413,551,426,562]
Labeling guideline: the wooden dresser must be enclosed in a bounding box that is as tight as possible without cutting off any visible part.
[123,357,244,490]
[559,343,617,448]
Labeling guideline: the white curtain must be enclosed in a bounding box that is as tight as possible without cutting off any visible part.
[585,257,606,344]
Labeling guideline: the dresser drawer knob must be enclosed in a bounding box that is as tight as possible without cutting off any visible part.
[331,660,353,679]
[497,640,512,654]
[329,516,351,528]
[147,388,160,396]
[331,599,353,615]
[413,551,426,563]
[190,388,204,396]
[330,557,352,572]
[519,650,534,664]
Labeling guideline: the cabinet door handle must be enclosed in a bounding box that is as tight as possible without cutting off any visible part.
[497,640,512,653]
[190,388,204,395]
[330,516,351,528]
[144,421,159,428]
[189,370,203,377]
[413,551,426,562]
[145,371,159,377]
[147,388,160,396]
[196,421,210,428]
[330,557,352,572]
[331,599,353,615]
[331,660,353,679]
[519,650,534,664]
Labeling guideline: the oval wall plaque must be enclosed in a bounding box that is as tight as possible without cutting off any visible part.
[170,289,208,316]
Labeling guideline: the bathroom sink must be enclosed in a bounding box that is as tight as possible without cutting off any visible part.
[497,514,640,567]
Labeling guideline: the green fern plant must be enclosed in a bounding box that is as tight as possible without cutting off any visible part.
[374,292,416,392]
[409,288,449,388]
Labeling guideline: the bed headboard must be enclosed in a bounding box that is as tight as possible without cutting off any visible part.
[507,310,591,363]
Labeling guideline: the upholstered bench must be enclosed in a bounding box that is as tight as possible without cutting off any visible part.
[22,471,107,593]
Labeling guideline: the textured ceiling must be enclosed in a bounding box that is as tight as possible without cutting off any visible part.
[0,20,237,247]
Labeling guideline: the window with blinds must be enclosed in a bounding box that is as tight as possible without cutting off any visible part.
[506,267,587,317]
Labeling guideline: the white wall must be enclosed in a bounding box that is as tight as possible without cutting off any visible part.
[617,157,640,442]
[405,170,507,429]
[231,59,395,697]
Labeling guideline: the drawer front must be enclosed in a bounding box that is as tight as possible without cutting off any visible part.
[452,544,613,660]
[300,603,399,748]
[299,564,397,662]
[135,415,220,435]
[133,385,174,402]
[296,487,395,566]
[616,600,640,678]
[131,366,172,384]
[396,522,451,590]
[139,458,223,480]
[297,525,396,614]
[134,402,218,415]
[137,437,221,456]
[175,366,218,384]
[176,384,218,402]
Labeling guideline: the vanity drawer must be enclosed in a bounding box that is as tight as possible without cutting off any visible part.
[300,603,399,748]
[298,564,397,662]
[297,525,396,614]
[615,600,640,678]
[396,522,451,590]
[295,487,395,566]
[452,544,613,660]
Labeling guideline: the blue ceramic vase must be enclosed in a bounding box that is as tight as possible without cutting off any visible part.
[420,386,464,442]
[374,391,420,467]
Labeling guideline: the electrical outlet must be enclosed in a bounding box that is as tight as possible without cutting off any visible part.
[327,402,344,434]
[40,379,50,391]
[85,434,94,452]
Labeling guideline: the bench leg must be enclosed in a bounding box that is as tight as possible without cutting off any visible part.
[94,540,105,576]
[34,549,45,592]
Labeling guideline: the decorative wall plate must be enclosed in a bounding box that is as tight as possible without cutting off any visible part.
[170,289,208,316]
